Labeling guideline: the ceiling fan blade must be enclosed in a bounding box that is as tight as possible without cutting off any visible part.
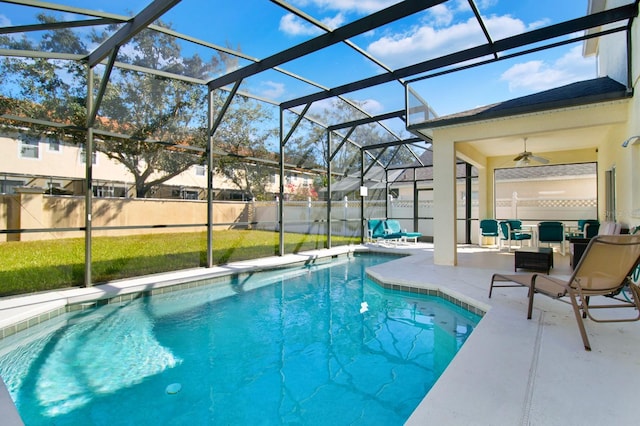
[513,153,526,161]
[530,155,549,164]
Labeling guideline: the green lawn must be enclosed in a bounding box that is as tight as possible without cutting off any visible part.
[0,230,359,297]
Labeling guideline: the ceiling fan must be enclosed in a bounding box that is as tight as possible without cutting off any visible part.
[513,137,549,166]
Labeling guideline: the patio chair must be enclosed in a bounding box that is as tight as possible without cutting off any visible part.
[384,219,422,243]
[537,221,566,255]
[578,219,600,238]
[366,219,385,242]
[489,234,640,350]
[479,219,499,247]
[366,219,401,244]
[568,219,600,239]
[499,220,532,252]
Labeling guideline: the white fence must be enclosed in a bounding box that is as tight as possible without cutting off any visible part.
[254,196,597,244]
[253,199,428,238]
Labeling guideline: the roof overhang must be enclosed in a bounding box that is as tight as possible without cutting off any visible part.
[408,77,631,134]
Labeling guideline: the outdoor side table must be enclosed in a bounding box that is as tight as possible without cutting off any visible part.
[568,237,591,270]
[514,247,553,274]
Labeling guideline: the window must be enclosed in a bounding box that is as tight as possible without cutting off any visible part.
[94,185,115,197]
[48,136,61,152]
[494,163,597,221]
[183,190,198,200]
[19,136,39,159]
[80,144,97,164]
[194,165,205,176]
[173,188,199,199]
[0,179,25,194]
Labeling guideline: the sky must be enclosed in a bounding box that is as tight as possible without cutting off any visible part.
[0,0,610,120]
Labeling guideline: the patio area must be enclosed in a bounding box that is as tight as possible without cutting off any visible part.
[370,244,639,426]
[1,242,638,425]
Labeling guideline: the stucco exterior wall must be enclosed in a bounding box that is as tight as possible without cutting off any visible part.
[625,6,640,228]
[0,191,251,241]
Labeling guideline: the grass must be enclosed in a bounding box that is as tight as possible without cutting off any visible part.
[0,230,359,297]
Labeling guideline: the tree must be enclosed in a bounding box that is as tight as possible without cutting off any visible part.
[306,101,390,195]
[1,14,280,199]
[212,96,278,201]
[91,22,278,198]
[89,22,213,198]
[0,14,87,137]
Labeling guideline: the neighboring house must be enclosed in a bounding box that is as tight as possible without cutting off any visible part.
[0,129,317,201]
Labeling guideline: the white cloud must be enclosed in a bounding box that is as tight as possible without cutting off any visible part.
[322,13,346,30]
[428,4,454,27]
[500,45,596,92]
[0,14,11,27]
[279,12,345,36]
[527,18,551,30]
[260,81,286,99]
[359,98,384,114]
[306,98,335,117]
[279,13,323,36]
[367,15,526,69]
[425,0,498,25]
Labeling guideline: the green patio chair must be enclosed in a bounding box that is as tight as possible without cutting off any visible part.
[499,220,532,252]
[384,219,422,243]
[367,219,401,243]
[537,221,566,255]
[577,219,600,238]
[479,219,499,247]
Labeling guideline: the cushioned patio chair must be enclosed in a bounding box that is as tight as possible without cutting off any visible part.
[384,219,422,243]
[537,221,566,255]
[479,219,499,247]
[489,234,640,351]
[578,219,600,238]
[499,220,532,252]
[568,219,600,239]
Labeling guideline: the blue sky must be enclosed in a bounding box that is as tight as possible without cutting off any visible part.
[1,0,601,119]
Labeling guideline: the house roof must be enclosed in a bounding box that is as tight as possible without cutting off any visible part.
[409,77,631,130]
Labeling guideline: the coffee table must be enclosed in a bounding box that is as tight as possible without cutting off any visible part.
[514,247,553,274]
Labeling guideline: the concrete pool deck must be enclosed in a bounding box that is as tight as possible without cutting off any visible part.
[1,242,638,425]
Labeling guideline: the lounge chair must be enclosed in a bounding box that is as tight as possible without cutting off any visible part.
[489,234,640,351]
[366,219,401,244]
[384,219,422,243]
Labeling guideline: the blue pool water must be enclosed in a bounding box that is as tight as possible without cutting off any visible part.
[0,254,481,425]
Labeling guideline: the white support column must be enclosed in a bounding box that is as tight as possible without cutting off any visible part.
[433,136,457,266]
[477,166,489,220]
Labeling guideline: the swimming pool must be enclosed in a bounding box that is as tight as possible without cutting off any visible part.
[0,253,481,425]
